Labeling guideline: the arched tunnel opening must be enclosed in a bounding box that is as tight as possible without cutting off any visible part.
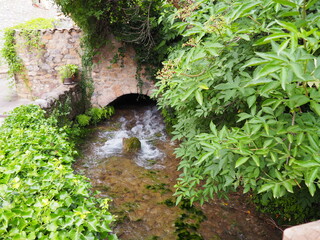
[108,94,156,109]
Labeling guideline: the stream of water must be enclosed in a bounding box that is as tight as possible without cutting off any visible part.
[74,103,281,240]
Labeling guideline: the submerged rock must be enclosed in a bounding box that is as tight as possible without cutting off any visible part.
[123,137,141,153]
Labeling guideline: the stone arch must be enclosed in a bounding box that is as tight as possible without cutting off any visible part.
[91,79,155,107]
[89,34,156,107]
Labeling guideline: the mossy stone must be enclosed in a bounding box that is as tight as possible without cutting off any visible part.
[123,137,141,153]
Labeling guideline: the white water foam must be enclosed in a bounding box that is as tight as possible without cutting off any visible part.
[91,106,167,169]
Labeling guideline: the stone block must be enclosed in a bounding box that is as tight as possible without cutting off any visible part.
[112,84,123,97]
[283,220,320,240]
[42,33,53,41]
[63,54,77,60]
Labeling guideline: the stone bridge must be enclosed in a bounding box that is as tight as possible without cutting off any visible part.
[14,28,155,107]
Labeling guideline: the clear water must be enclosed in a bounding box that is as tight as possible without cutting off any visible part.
[80,105,167,170]
[74,105,281,240]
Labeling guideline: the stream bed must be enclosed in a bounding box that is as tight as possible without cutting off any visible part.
[73,103,282,240]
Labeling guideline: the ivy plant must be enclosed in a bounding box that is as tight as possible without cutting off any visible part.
[153,0,320,205]
[76,106,115,126]
[1,18,56,78]
[0,105,117,239]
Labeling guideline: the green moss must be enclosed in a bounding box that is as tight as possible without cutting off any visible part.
[162,198,175,207]
[145,183,171,194]
[174,199,207,240]
[123,137,141,153]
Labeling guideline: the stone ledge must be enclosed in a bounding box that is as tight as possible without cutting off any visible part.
[33,83,84,119]
[283,220,320,240]
[35,84,79,109]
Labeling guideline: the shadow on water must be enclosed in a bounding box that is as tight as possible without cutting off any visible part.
[73,94,282,240]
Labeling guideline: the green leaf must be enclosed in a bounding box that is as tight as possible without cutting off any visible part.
[277,39,290,55]
[263,123,270,135]
[252,155,260,167]
[294,160,320,168]
[195,152,214,166]
[181,87,195,102]
[270,152,277,162]
[241,58,270,69]
[306,0,319,9]
[296,132,305,145]
[228,2,260,21]
[244,78,273,87]
[47,222,58,232]
[210,122,218,136]
[276,20,299,34]
[260,81,281,94]
[198,84,209,90]
[235,157,249,168]
[195,90,203,106]
[309,183,316,196]
[272,0,297,7]
[237,112,252,122]
[310,101,320,116]
[176,195,182,206]
[255,65,281,79]
[280,67,288,90]
[239,34,250,41]
[272,183,281,198]
[263,139,273,148]
[258,183,274,193]
[247,95,256,108]
[305,168,318,187]
[263,33,291,43]
[287,95,309,109]
[282,180,294,193]
[307,133,320,151]
[86,219,98,232]
[290,62,305,80]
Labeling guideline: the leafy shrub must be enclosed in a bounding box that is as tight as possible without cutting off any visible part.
[58,64,79,80]
[153,0,320,210]
[0,105,117,239]
[253,187,320,225]
[76,114,92,127]
[86,106,115,125]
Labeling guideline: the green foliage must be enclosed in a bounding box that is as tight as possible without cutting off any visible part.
[161,106,178,134]
[54,0,177,89]
[175,199,206,240]
[1,18,55,78]
[76,114,92,127]
[0,105,117,239]
[54,0,155,50]
[253,187,320,225]
[153,0,320,210]
[76,106,115,126]
[58,64,79,80]
[10,18,56,30]
[1,29,23,78]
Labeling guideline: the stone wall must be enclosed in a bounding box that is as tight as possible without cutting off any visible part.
[34,84,84,120]
[14,28,154,106]
[15,28,82,99]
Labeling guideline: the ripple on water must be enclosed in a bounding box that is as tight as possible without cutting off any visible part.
[83,106,167,169]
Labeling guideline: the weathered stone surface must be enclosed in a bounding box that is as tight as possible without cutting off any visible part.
[123,137,141,153]
[13,29,155,105]
[283,220,320,240]
[35,84,84,119]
